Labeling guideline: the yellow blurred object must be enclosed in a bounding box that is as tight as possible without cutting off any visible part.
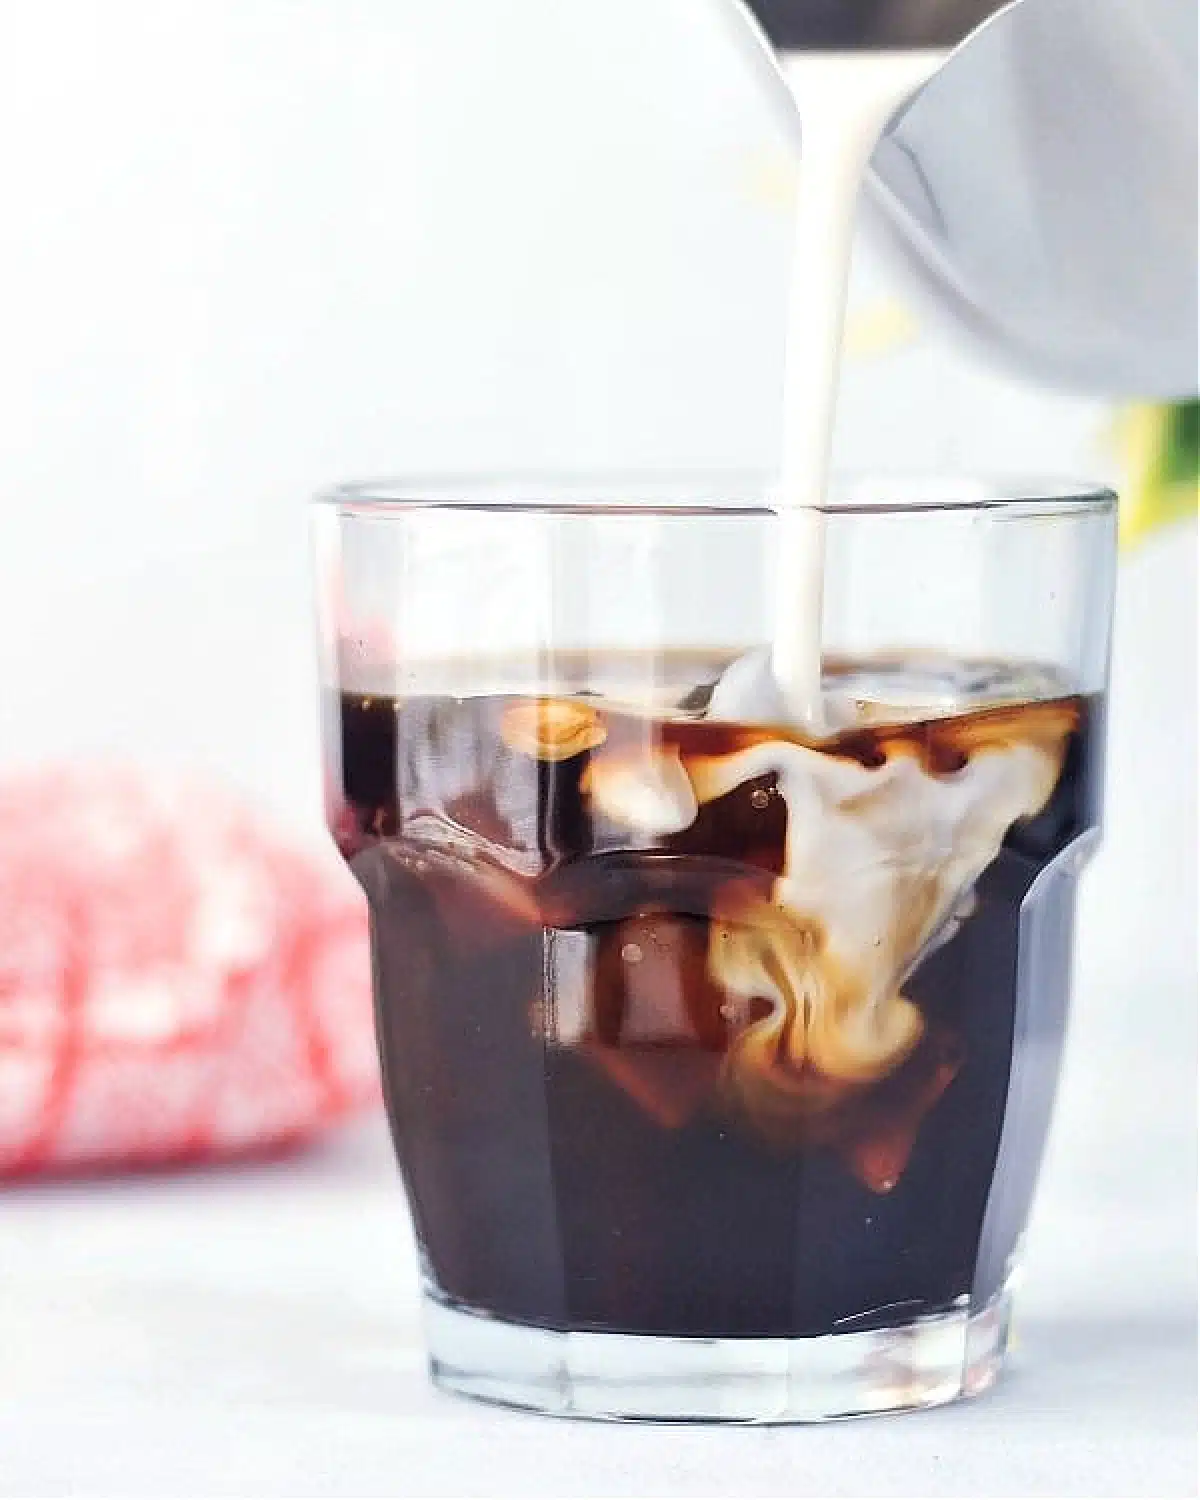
[843,298,920,359]
[1113,400,1199,550]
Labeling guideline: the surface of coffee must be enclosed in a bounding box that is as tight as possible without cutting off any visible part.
[333,652,1100,1336]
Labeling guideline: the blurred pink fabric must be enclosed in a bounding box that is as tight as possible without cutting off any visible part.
[0,765,378,1177]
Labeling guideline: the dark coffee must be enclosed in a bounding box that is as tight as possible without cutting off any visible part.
[331,652,1101,1338]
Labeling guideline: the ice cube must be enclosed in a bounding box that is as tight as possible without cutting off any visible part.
[582,745,698,837]
[706,647,793,727]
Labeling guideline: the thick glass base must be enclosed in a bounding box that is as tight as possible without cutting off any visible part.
[424,1288,1012,1423]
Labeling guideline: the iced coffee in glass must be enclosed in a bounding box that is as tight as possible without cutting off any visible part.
[315,477,1115,1421]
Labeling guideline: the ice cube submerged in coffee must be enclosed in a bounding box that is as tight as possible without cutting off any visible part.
[333,650,1101,1337]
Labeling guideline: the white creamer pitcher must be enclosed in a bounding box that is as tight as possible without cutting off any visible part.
[732,0,1198,397]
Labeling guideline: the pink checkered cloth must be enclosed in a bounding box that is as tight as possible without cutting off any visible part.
[0,766,377,1177]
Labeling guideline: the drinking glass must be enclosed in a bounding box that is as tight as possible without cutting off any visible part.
[313,476,1116,1422]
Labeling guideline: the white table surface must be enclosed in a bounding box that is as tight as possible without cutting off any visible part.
[1,974,1195,1500]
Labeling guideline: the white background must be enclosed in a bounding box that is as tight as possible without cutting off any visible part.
[0,3,1195,1496]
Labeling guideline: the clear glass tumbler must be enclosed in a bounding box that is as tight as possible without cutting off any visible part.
[313,476,1116,1422]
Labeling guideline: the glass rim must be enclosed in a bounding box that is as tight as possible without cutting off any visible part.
[316,472,1117,520]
